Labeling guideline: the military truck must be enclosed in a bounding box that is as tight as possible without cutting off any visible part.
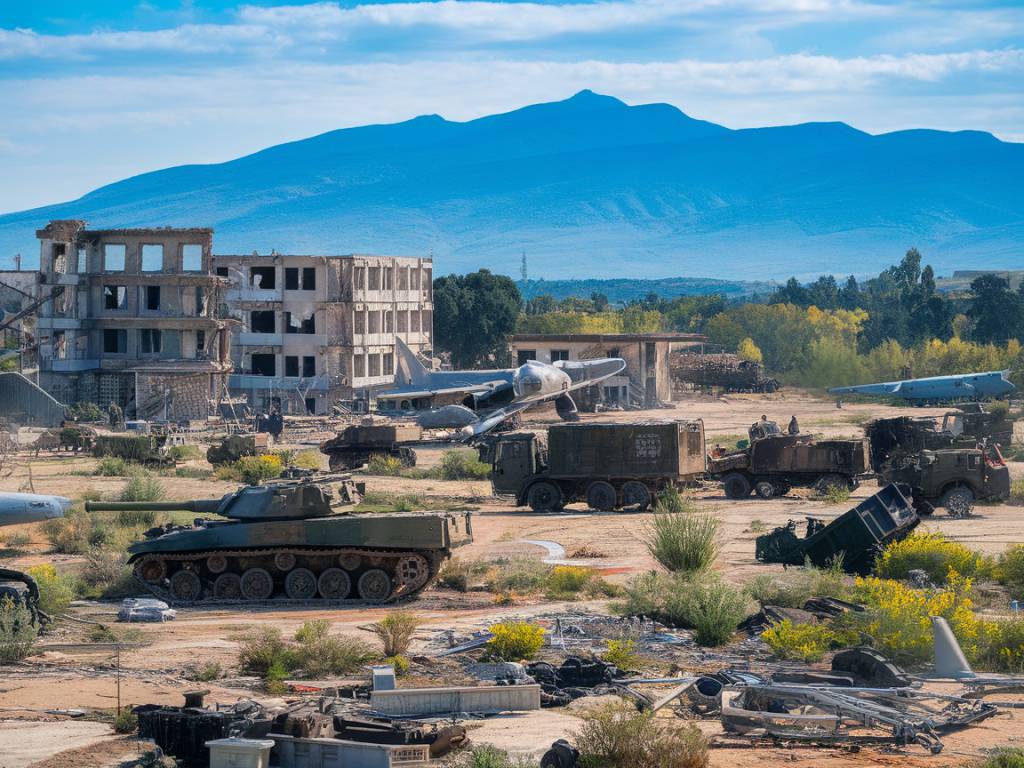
[320,423,421,471]
[483,420,706,513]
[708,420,871,499]
[880,446,1010,516]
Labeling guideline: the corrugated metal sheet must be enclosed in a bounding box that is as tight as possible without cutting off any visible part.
[0,372,67,427]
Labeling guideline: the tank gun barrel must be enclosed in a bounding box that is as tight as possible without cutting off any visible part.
[85,499,223,514]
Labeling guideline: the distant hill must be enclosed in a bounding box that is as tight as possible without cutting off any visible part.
[517,277,769,303]
[1,90,1021,280]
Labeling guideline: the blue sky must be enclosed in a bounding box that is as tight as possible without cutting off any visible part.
[1,0,1021,213]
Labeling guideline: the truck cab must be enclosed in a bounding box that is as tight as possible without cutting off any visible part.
[884,445,1010,515]
[483,433,545,496]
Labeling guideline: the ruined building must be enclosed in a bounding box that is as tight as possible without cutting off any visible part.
[35,221,232,420]
[212,253,433,414]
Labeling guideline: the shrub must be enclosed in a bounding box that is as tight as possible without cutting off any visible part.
[369,611,419,657]
[486,557,549,593]
[1,532,31,550]
[875,532,991,584]
[113,709,138,734]
[121,474,166,503]
[175,466,213,479]
[437,558,491,592]
[445,745,535,768]
[973,748,1024,768]
[976,618,1024,674]
[644,490,718,573]
[573,699,709,768]
[436,449,491,480]
[0,595,37,662]
[486,620,545,661]
[42,508,92,554]
[68,401,104,422]
[366,454,403,476]
[26,563,75,616]
[188,661,224,682]
[601,638,639,671]
[77,549,137,599]
[1011,479,1024,505]
[236,455,283,485]
[762,620,837,662]
[664,575,748,647]
[819,484,851,504]
[291,450,322,470]
[94,457,131,476]
[292,620,376,677]
[995,545,1024,598]
[166,444,202,462]
[546,565,595,596]
[238,627,300,677]
[384,654,410,676]
[745,560,849,608]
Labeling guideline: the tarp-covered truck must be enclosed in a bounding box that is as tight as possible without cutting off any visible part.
[483,420,706,512]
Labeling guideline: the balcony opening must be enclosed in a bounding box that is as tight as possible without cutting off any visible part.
[250,266,275,289]
[354,266,365,290]
[103,329,127,354]
[250,310,275,333]
[368,311,380,334]
[285,355,299,377]
[302,355,316,377]
[368,266,380,290]
[251,353,276,376]
[182,244,203,272]
[146,286,161,311]
[285,311,315,334]
[104,285,127,310]
[141,244,163,272]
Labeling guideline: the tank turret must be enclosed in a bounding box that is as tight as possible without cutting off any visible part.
[85,475,472,605]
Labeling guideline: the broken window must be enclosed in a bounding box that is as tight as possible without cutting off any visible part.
[215,266,229,278]
[146,286,161,311]
[104,285,127,310]
[284,356,299,377]
[285,311,316,334]
[368,267,380,290]
[368,311,380,334]
[104,244,126,271]
[182,244,202,272]
[77,247,88,274]
[196,330,206,358]
[305,397,316,415]
[250,311,275,334]
[103,329,127,354]
[354,310,365,334]
[52,243,67,273]
[383,352,393,375]
[285,268,299,290]
[369,354,381,377]
[250,266,275,289]
[302,355,316,377]
[353,355,365,378]
[141,244,163,272]
[140,329,162,354]
[354,266,365,290]
[302,267,316,290]
[194,286,205,316]
[53,330,67,359]
[250,354,276,376]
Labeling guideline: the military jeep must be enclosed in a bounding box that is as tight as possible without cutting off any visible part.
[882,445,1010,516]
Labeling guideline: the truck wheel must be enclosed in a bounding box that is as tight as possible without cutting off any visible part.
[941,487,974,517]
[528,482,563,513]
[754,481,775,500]
[722,473,752,499]
[622,481,651,511]
[586,481,617,512]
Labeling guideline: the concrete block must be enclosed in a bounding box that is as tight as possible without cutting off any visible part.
[372,665,396,691]
[370,684,541,716]
[206,737,274,768]
[270,734,430,768]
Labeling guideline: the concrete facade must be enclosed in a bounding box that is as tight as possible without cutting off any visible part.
[213,253,433,414]
[35,220,232,421]
[509,333,704,406]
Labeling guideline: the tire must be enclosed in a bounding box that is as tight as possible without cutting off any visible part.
[754,480,775,500]
[213,573,242,599]
[358,569,393,601]
[169,570,202,602]
[941,487,974,517]
[240,567,274,600]
[284,568,318,599]
[621,481,652,511]
[318,568,351,599]
[527,481,563,513]
[722,473,752,499]
[586,481,617,511]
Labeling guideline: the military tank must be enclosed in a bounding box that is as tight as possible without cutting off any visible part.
[85,475,473,605]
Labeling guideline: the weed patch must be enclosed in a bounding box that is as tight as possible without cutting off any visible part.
[486,620,545,661]
[366,454,403,476]
[238,621,376,681]
[644,489,718,573]
[369,611,419,657]
[601,638,639,671]
[434,449,491,480]
[121,474,166,502]
[876,532,992,584]
[0,595,36,662]
[26,564,75,615]
[573,699,709,768]
[762,619,841,662]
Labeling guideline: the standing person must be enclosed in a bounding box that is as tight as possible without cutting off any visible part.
[788,415,800,435]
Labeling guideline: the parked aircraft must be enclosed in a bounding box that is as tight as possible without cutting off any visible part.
[377,339,626,436]
[828,371,1015,402]
[0,491,71,526]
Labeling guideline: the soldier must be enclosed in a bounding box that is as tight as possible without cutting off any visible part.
[788,415,800,435]
[108,402,124,432]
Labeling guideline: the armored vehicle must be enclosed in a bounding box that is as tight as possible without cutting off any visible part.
[484,420,706,512]
[320,424,421,471]
[85,475,472,604]
[670,352,779,394]
[206,433,269,465]
[708,420,871,499]
[881,446,1010,515]
[866,405,1012,471]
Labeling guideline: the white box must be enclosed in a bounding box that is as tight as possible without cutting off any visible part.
[206,737,275,768]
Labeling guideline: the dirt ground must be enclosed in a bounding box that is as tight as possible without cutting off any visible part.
[1,390,1023,767]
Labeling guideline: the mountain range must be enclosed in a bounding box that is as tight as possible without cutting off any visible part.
[1,90,1021,280]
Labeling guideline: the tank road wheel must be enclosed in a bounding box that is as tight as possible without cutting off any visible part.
[284,568,318,600]
[586,481,617,512]
[136,557,167,584]
[528,482,563,513]
[169,570,203,602]
[621,481,652,511]
[941,487,974,517]
[274,553,296,572]
[396,555,430,593]
[240,568,274,600]
[358,569,393,601]
[722,473,752,499]
[214,573,242,600]
[339,554,362,571]
[755,481,776,500]
[318,568,351,599]
[206,554,228,574]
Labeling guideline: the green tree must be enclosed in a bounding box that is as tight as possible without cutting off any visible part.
[433,270,521,368]
[969,275,1023,344]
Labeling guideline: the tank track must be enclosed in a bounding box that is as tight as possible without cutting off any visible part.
[131,546,444,607]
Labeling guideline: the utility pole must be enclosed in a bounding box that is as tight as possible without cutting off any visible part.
[520,251,527,282]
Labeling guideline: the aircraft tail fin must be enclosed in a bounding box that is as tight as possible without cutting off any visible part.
[931,616,975,679]
[394,337,431,387]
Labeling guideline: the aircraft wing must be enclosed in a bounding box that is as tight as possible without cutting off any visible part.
[556,358,627,391]
[378,383,500,400]
[461,402,534,439]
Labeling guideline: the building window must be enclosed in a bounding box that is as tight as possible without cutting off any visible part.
[399,268,409,290]
[354,355,365,378]
[250,266,275,288]
[250,310,275,333]
[397,311,408,333]
[284,355,299,377]
[423,268,432,296]
[411,311,420,332]
[285,311,316,334]
[302,355,316,377]
[251,354,276,376]
[354,310,365,334]
[383,267,393,290]
[384,311,393,333]
[411,268,420,290]
[368,266,380,290]
[354,266,365,290]
[421,309,432,333]
[77,247,87,274]
[551,349,569,362]
[141,244,163,272]
[383,352,394,375]
[302,267,316,290]
[53,330,67,359]
[103,329,127,354]
[368,311,380,334]
[215,266,229,277]
[369,354,381,377]
[285,267,299,290]
[305,397,316,415]
[140,329,162,354]
[194,286,204,316]
[53,244,67,274]
[517,350,537,365]
[182,244,202,272]
[146,286,161,311]
[196,330,206,357]
[104,244,126,271]
[104,285,127,310]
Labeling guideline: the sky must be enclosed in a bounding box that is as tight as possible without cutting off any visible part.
[1,0,1022,213]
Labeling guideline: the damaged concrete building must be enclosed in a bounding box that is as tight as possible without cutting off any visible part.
[212,253,433,414]
[35,221,232,420]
